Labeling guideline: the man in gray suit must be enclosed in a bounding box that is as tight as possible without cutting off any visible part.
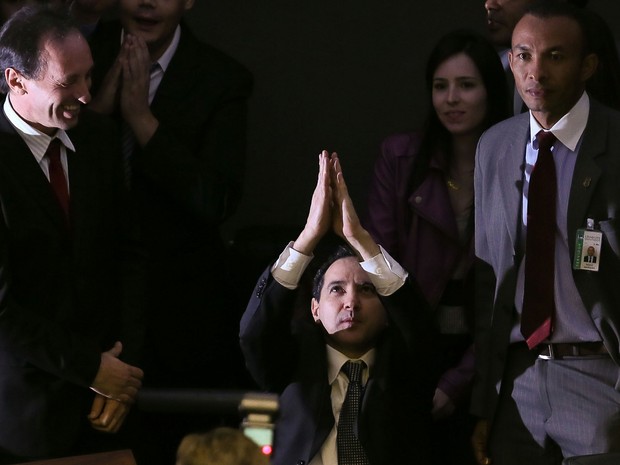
[472,2,620,465]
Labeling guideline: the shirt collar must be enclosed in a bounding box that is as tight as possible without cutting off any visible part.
[529,92,589,151]
[156,25,180,73]
[120,25,181,74]
[3,95,76,160]
[326,344,376,385]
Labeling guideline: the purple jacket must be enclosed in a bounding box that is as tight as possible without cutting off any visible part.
[365,132,475,306]
[365,132,475,401]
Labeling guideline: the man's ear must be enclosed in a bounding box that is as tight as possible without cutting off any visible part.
[5,68,26,95]
[581,52,598,83]
[311,298,320,322]
[184,0,195,11]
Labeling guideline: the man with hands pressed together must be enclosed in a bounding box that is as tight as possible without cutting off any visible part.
[0,6,144,463]
[88,0,252,392]
[240,151,436,465]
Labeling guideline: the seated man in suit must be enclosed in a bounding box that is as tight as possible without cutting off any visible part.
[0,5,144,463]
[240,150,437,465]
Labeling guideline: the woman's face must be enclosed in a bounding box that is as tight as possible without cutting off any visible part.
[432,53,488,137]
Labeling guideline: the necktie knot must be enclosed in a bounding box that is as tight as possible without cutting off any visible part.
[536,130,557,153]
[342,360,364,384]
[45,138,62,162]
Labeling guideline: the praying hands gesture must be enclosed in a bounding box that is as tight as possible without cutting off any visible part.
[89,33,159,148]
[294,150,379,260]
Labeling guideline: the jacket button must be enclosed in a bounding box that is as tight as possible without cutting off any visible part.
[296,461,306,465]
[414,195,422,204]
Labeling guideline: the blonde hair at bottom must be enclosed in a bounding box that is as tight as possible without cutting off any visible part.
[176,427,270,465]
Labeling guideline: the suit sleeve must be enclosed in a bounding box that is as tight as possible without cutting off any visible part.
[0,211,101,387]
[239,267,301,392]
[471,136,498,419]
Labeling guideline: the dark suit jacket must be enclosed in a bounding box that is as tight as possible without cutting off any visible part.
[473,99,620,421]
[240,267,437,465]
[0,103,143,457]
[89,21,253,385]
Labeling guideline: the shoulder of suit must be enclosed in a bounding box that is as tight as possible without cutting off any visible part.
[177,22,252,83]
[480,112,529,143]
[588,98,620,127]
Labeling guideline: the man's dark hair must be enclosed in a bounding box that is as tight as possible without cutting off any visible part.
[311,245,357,301]
[0,5,79,94]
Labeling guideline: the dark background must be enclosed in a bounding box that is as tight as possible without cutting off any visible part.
[186,0,620,247]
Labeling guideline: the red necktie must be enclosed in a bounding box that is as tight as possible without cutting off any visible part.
[46,138,70,220]
[521,130,557,349]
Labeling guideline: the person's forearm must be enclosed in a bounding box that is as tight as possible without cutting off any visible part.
[346,229,380,261]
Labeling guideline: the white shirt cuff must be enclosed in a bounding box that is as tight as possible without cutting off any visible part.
[270,241,313,289]
[360,245,408,296]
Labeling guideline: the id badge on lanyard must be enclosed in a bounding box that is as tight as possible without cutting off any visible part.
[573,218,603,271]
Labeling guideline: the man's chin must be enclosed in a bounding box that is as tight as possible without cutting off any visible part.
[58,117,80,130]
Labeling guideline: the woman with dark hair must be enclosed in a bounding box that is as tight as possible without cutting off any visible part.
[364,29,509,465]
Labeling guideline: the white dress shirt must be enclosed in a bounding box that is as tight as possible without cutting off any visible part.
[3,96,75,190]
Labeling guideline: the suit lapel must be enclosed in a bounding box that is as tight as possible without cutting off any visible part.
[0,111,68,230]
[66,144,92,243]
[308,380,334,459]
[150,23,199,113]
[567,102,605,240]
[497,114,530,251]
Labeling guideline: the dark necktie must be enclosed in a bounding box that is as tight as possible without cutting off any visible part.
[121,121,135,186]
[521,130,557,349]
[46,138,70,220]
[337,360,370,465]
[121,63,162,187]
